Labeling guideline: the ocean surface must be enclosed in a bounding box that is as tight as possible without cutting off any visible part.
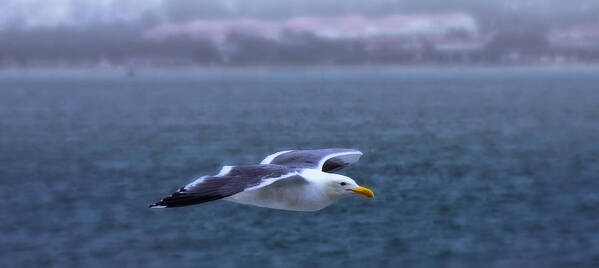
[1,67,598,267]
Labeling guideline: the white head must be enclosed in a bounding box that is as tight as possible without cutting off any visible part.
[322,173,375,200]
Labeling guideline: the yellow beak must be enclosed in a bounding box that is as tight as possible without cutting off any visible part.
[350,186,374,198]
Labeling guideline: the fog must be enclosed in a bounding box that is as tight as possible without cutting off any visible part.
[1,0,598,67]
[3,2,599,267]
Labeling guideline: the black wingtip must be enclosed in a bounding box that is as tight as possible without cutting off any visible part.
[149,202,167,208]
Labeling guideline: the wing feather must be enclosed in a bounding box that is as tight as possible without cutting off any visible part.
[149,164,296,208]
[260,148,363,173]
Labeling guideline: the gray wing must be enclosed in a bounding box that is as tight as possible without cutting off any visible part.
[149,164,299,208]
[260,148,363,173]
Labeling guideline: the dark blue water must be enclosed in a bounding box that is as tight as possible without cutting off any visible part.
[1,67,599,267]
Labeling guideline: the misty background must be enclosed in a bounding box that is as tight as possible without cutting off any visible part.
[1,0,598,68]
[3,1,599,267]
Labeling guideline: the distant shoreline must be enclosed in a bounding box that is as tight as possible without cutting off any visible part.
[1,63,599,74]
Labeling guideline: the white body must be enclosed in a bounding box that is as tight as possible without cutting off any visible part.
[224,169,350,211]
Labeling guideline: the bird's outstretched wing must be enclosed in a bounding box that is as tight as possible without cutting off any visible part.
[149,164,302,208]
[260,148,363,173]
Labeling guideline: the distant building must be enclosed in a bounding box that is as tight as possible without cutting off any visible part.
[549,24,599,50]
[145,13,479,42]
[144,13,483,64]
[547,24,599,62]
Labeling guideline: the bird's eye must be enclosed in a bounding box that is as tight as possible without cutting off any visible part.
[340,182,347,186]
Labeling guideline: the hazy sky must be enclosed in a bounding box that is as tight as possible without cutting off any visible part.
[1,0,597,29]
[0,0,162,28]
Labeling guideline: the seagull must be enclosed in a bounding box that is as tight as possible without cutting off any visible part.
[149,148,374,211]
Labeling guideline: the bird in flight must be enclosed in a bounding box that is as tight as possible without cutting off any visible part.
[149,148,374,211]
